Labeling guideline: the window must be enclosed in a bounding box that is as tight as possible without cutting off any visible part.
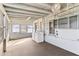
[69,15,77,29]
[27,25,32,33]
[12,24,20,32]
[53,20,57,28]
[21,25,26,32]
[49,20,57,34]
[58,17,68,28]
[49,21,54,34]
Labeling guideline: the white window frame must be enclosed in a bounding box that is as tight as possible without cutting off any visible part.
[58,17,68,29]
[69,15,77,29]
[27,25,33,33]
[49,21,54,34]
[20,24,27,33]
[12,24,20,33]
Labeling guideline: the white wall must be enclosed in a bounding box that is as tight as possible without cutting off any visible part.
[45,34,79,55]
[9,33,32,40]
[45,4,79,55]
[32,4,79,55]
[55,29,79,40]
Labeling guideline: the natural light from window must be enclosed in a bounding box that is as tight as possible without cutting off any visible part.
[12,24,20,32]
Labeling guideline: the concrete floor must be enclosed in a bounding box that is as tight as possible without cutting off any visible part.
[0,38,77,56]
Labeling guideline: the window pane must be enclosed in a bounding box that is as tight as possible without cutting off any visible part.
[58,18,68,28]
[21,25,26,32]
[49,21,54,34]
[12,24,20,32]
[69,15,77,29]
[53,20,57,28]
[27,25,32,33]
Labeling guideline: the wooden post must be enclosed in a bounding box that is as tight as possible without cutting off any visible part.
[3,39,6,52]
[3,15,6,53]
[43,17,45,43]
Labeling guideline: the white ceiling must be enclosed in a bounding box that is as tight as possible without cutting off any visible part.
[3,3,67,24]
[3,3,52,18]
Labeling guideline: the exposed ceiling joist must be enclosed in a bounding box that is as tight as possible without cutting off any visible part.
[7,11,46,17]
[25,17,31,21]
[8,13,43,19]
[3,3,51,14]
[8,15,29,18]
[4,6,48,15]
[22,3,51,11]
[3,3,55,24]
[3,3,68,25]
[5,7,47,15]
[8,15,42,19]
[35,3,51,9]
